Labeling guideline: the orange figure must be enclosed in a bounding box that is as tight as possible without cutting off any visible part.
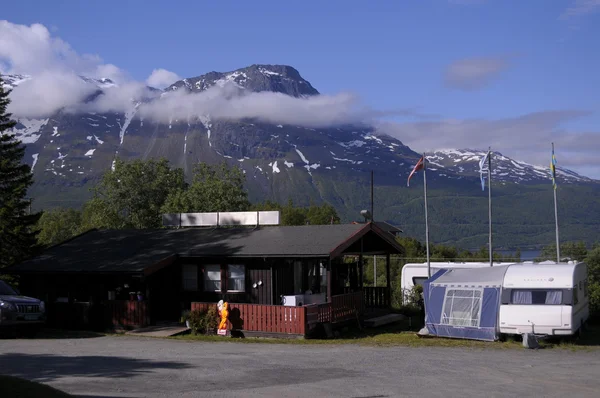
[217,300,229,335]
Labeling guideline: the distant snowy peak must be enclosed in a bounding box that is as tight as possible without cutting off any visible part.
[1,73,118,90]
[166,64,320,98]
[79,76,118,89]
[429,149,596,184]
[1,74,32,90]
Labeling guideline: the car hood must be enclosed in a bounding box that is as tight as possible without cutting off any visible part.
[0,295,41,304]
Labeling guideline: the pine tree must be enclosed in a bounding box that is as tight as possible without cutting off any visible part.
[0,76,41,269]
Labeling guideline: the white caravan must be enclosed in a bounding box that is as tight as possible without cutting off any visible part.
[499,262,589,336]
[401,261,519,303]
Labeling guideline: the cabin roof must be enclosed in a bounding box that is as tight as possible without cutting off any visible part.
[7,222,404,274]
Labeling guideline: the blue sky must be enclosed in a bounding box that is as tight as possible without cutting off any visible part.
[2,0,600,177]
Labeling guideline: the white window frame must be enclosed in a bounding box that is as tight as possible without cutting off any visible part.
[204,264,222,292]
[226,264,246,292]
[182,264,198,291]
[440,288,483,328]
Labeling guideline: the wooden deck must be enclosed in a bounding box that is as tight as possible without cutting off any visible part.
[192,291,364,338]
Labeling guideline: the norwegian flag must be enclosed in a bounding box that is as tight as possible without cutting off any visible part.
[407,156,425,187]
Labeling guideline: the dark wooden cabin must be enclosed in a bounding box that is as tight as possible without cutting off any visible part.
[6,222,404,337]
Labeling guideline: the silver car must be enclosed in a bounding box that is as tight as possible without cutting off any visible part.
[0,280,46,337]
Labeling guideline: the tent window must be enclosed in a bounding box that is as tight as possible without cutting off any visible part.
[441,289,482,327]
[510,289,563,305]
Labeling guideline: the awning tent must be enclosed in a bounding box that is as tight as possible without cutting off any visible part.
[423,265,510,341]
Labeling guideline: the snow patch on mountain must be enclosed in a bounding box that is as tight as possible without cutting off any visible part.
[295,148,309,164]
[117,105,138,145]
[10,118,48,144]
[85,149,96,156]
[199,115,212,146]
[284,160,294,168]
[338,140,366,149]
[272,161,280,173]
[31,153,39,172]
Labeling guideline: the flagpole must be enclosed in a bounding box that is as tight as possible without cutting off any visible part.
[553,142,560,262]
[423,152,431,278]
[488,147,493,267]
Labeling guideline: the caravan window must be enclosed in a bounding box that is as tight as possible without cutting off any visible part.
[412,277,427,287]
[441,289,482,327]
[510,289,563,305]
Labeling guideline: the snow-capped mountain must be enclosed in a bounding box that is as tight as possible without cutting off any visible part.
[428,149,595,185]
[1,73,32,90]
[1,64,599,248]
[166,64,319,97]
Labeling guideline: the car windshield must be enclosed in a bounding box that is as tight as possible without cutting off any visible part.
[0,281,18,295]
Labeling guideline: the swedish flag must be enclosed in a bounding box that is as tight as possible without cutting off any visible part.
[551,144,557,190]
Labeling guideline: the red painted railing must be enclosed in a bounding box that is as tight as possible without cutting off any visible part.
[105,300,150,328]
[313,291,364,324]
[192,302,306,335]
[192,291,364,336]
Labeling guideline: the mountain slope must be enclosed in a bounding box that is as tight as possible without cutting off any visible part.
[2,65,599,249]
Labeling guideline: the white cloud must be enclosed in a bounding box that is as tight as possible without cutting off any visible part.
[560,0,600,19]
[146,68,181,89]
[138,84,373,127]
[0,20,124,80]
[7,71,95,118]
[444,56,511,91]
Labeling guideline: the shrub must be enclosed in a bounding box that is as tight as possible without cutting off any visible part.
[179,310,191,324]
[187,307,220,335]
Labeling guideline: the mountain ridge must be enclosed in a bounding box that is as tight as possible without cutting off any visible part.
[1,65,599,248]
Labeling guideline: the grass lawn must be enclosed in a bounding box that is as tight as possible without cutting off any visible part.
[168,321,600,350]
[0,375,71,398]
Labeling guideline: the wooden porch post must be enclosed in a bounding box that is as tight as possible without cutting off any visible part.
[386,253,391,307]
[358,238,363,289]
[327,258,332,301]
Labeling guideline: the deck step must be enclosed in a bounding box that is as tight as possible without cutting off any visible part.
[364,314,407,328]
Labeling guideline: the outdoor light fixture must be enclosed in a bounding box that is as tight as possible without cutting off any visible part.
[360,209,372,222]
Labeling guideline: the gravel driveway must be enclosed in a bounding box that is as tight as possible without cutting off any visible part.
[1,335,599,397]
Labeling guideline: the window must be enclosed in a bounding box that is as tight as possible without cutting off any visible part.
[510,289,563,305]
[441,289,482,327]
[227,265,245,292]
[182,264,198,291]
[413,277,428,287]
[573,286,579,305]
[584,280,589,298]
[204,265,221,292]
